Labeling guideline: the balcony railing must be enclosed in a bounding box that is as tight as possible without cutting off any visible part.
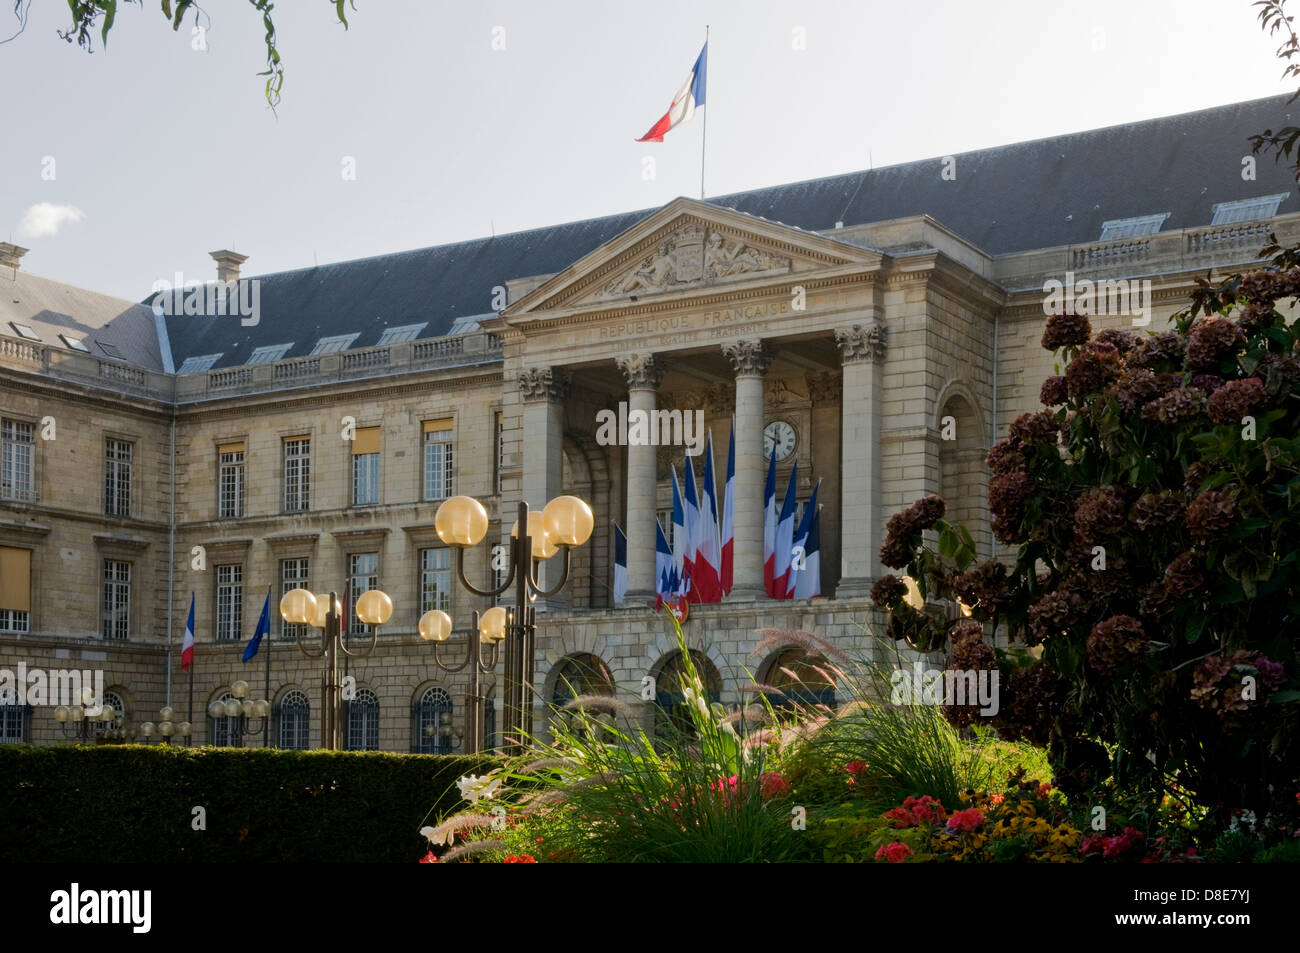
[0,328,501,403]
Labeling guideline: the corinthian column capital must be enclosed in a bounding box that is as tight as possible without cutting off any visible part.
[721,339,770,377]
[615,353,660,390]
[835,322,888,365]
[518,367,571,403]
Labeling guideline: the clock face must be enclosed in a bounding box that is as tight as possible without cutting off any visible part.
[763,420,797,462]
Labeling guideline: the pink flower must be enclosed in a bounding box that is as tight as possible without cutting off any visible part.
[418,850,439,863]
[760,772,791,801]
[874,841,913,863]
[989,794,1005,805]
[947,808,984,832]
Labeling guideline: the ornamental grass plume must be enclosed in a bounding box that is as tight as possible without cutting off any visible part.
[752,627,851,665]
[440,839,507,863]
[560,694,637,720]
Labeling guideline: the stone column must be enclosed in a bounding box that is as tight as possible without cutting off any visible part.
[616,354,660,602]
[518,367,570,599]
[834,321,887,599]
[721,340,770,598]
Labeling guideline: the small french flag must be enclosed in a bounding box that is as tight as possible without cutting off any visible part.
[180,592,195,672]
[720,422,735,596]
[613,522,628,604]
[636,42,707,143]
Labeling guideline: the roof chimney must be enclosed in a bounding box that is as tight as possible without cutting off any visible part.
[0,242,28,277]
[210,249,248,283]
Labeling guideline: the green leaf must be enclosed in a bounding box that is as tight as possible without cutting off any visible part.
[100,0,116,45]
[1267,690,1300,704]
[1186,613,1207,644]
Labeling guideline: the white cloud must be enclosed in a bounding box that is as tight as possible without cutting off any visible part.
[18,202,85,239]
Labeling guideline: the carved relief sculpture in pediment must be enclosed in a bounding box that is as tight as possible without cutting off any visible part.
[594,225,791,302]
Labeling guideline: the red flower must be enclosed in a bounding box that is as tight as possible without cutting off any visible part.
[419,851,439,863]
[503,854,537,863]
[874,841,913,863]
[760,772,791,801]
[845,760,868,779]
[947,808,984,832]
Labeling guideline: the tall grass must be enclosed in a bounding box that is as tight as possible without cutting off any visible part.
[503,612,804,863]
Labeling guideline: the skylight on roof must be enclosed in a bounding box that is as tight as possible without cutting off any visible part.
[246,343,293,365]
[376,323,427,345]
[60,334,89,352]
[177,353,223,374]
[446,316,483,336]
[1098,213,1169,241]
[97,341,122,359]
[309,333,360,355]
[1210,193,1289,226]
[10,323,40,341]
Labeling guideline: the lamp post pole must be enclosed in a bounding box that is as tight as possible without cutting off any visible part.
[280,587,390,751]
[434,495,593,756]
[425,611,499,753]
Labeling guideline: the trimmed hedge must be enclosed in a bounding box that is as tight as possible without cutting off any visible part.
[0,745,501,862]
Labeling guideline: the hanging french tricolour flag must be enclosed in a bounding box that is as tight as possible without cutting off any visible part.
[671,467,689,600]
[762,453,778,597]
[720,422,735,596]
[613,522,628,604]
[694,431,723,603]
[772,460,800,599]
[655,520,674,610]
[792,500,823,600]
[787,479,822,599]
[180,592,195,672]
[636,42,708,142]
[682,457,702,604]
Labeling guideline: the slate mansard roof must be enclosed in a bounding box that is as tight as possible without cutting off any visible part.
[152,93,1298,371]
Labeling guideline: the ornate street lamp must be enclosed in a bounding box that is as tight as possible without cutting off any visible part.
[53,695,118,742]
[419,608,503,753]
[433,495,593,754]
[137,706,194,745]
[205,679,270,742]
[278,586,392,750]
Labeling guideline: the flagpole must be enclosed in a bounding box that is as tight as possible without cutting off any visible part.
[264,584,272,748]
[700,24,709,199]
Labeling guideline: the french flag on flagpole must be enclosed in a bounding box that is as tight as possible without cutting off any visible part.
[613,522,628,604]
[671,467,689,600]
[787,479,822,598]
[772,460,800,599]
[762,452,777,597]
[655,520,674,609]
[682,456,701,604]
[636,42,707,142]
[180,592,195,672]
[793,500,823,600]
[720,421,735,596]
[694,430,723,603]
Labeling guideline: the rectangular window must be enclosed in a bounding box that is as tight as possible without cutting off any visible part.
[280,558,309,640]
[216,564,243,642]
[101,560,130,640]
[309,333,359,355]
[283,436,311,512]
[348,553,378,637]
[246,343,293,365]
[494,412,505,495]
[420,548,452,613]
[657,510,674,552]
[422,419,453,501]
[1,419,34,502]
[0,546,31,633]
[376,322,427,345]
[352,427,380,505]
[104,438,133,517]
[218,443,245,518]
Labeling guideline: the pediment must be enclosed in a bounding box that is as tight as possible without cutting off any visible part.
[503,197,881,317]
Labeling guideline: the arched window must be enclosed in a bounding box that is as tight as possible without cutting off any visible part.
[98,691,126,742]
[760,647,837,711]
[344,688,379,751]
[551,653,615,736]
[0,702,30,744]
[412,686,454,754]
[938,392,989,556]
[276,690,310,750]
[654,650,722,739]
[209,691,241,748]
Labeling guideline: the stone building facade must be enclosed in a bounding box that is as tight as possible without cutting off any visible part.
[2,95,1297,750]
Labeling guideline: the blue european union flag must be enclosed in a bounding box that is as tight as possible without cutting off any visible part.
[243,592,271,663]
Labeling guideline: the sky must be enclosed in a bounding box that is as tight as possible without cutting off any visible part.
[0,0,1293,300]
